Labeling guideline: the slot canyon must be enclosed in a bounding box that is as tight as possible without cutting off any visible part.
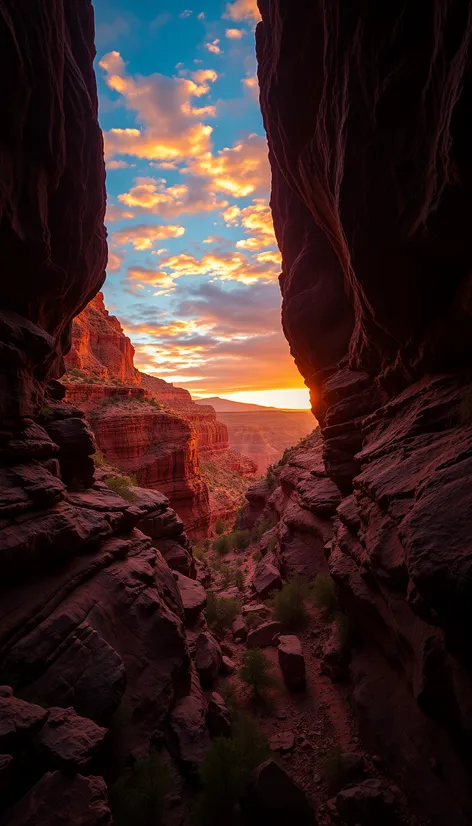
[0,1,472,825]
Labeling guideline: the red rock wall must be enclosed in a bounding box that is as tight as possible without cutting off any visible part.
[65,293,140,385]
[257,2,472,823]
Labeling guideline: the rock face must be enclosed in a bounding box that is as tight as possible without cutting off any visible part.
[257,3,472,824]
[0,5,209,822]
[64,293,255,535]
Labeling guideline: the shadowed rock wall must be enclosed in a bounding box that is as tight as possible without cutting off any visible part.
[257,1,472,824]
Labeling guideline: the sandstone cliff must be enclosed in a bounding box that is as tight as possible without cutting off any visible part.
[0,5,209,822]
[257,2,472,823]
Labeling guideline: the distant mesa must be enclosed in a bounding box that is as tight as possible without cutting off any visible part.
[194,396,308,412]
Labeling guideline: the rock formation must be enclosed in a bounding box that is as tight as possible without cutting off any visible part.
[0,3,208,821]
[63,293,245,535]
[257,2,472,824]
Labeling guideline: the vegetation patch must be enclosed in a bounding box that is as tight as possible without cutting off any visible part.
[205,592,241,636]
[238,648,278,701]
[312,574,338,617]
[105,473,137,503]
[213,534,231,555]
[272,573,311,629]
[109,750,174,826]
[194,709,270,825]
[215,519,225,535]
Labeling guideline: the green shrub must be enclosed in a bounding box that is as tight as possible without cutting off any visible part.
[220,565,236,588]
[235,569,245,591]
[93,451,107,467]
[105,474,137,503]
[40,405,55,420]
[311,574,338,617]
[245,611,263,630]
[206,592,241,636]
[272,573,310,629]
[109,750,174,826]
[213,534,231,556]
[232,529,251,551]
[239,648,278,700]
[215,519,225,535]
[194,711,270,825]
[252,550,261,563]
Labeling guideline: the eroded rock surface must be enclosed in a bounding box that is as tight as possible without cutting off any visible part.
[257,2,472,823]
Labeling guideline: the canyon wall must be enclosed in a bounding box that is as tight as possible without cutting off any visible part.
[0,4,208,822]
[257,2,472,824]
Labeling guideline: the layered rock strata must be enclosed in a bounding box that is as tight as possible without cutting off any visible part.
[257,2,472,823]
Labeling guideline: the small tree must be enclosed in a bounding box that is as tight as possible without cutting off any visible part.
[239,648,277,700]
[105,474,137,503]
[232,529,251,551]
[215,519,225,535]
[235,569,245,591]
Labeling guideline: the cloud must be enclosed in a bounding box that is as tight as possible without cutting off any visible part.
[204,39,222,54]
[223,198,278,250]
[225,28,245,39]
[105,203,135,223]
[183,133,269,198]
[107,251,123,271]
[116,176,228,218]
[122,282,300,393]
[127,266,175,292]
[159,249,278,284]
[224,0,261,23]
[113,223,185,250]
[99,51,214,162]
[242,73,258,99]
[192,69,218,84]
[180,9,192,17]
[107,160,136,170]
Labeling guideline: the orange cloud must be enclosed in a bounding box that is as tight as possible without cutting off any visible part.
[106,159,136,170]
[192,69,219,84]
[106,203,135,223]
[99,51,214,162]
[116,176,228,218]
[225,28,245,39]
[107,251,123,271]
[204,39,222,54]
[223,198,277,250]
[127,266,175,290]
[113,223,185,250]
[225,0,261,23]
[159,250,278,284]
[183,134,269,198]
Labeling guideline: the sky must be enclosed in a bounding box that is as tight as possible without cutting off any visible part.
[95,0,310,410]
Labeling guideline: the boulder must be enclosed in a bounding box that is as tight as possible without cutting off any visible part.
[252,555,282,599]
[4,771,112,825]
[221,655,236,675]
[167,669,210,774]
[269,731,295,753]
[232,615,247,642]
[174,572,206,624]
[241,759,316,825]
[205,692,232,738]
[0,696,48,752]
[156,539,193,576]
[278,635,306,691]
[194,632,222,687]
[332,778,398,825]
[247,621,283,649]
[320,624,349,682]
[36,706,108,770]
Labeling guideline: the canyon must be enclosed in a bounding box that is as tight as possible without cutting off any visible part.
[63,292,256,536]
[196,397,314,473]
[0,1,472,825]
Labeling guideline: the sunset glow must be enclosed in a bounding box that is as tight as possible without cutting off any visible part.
[96,0,306,408]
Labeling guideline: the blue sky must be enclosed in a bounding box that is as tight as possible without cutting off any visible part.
[94,0,310,408]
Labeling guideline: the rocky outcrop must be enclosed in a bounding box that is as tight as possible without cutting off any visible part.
[65,293,139,385]
[257,3,472,824]
[0,4,211,821]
